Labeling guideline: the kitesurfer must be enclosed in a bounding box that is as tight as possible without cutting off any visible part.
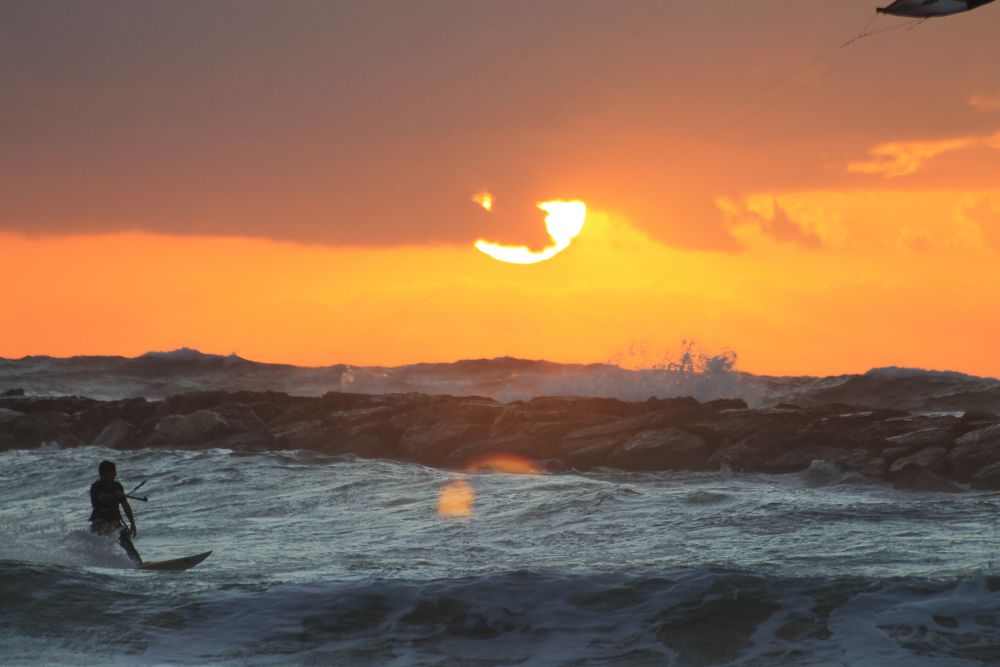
[89,460,142,564]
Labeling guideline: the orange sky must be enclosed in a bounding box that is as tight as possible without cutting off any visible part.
[3,1,1000,377]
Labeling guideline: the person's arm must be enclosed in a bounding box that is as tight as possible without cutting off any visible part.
[115,483,137,537]
[121,497,137,537]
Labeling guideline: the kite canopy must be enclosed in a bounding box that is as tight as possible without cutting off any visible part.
[878,0,996,17]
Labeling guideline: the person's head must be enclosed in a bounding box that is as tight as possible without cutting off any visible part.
[98,460,117,481]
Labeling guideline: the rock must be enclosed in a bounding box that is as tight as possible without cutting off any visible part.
[270,419,336,451]
[608,428,708,471]
[0,386,997,490]
[888,446,949,478]
[885,427,954,450]
[554,408,690,468]
[2,388,24,397]
[397,420,491,464]
[91,419,140,449]
[0,408,77,449]
[488,404,611,440]
[881,445,916,462]
[891,464,963,493]
[971,461,1000,490]
[708,445,765,472]
[762,447,877,475]
[703,398,748,411]
[948,424,1000,479]
[526,395,647,419]
[555,411,660,467]
[446,434,547,468]
[687,410,786,449]
[207,431,276,451]
[146,406,263,447]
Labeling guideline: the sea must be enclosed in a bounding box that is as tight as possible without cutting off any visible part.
[1,445,999,666]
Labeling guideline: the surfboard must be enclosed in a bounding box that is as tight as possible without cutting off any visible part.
[139,550,212,571]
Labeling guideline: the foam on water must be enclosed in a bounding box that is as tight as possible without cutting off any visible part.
[2,446,999,665]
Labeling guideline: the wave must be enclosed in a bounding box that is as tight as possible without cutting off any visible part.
[2,562,998,665]
[5,348,998,411]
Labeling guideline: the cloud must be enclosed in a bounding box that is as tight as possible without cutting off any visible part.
[961,197,1000,253]
[846,137,978,178]
[847,128,1000,179]
[969,94,1000,112]
[895,228,933,253]
[721,198,824,249]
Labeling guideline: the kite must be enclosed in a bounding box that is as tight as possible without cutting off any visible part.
[877,0,995,18]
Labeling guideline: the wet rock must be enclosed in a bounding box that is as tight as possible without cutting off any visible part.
[762,447,877,475]
[971,461,1000,490]
[688,410,785,449]
[206,431,276,451]
[488,404,612,440]
[397,420,489,464]
[708,444,766,472]
[270,419,337,451]
[445,433,548,468]
[888,446,950,478]
[149,410,226,445]
[703,398,748,411]
[526,395,646,419]
[608,428,708,471]
[891,464,963,493]
[147,409,252,447]
[881,445,916,463]
[92,419,140,449]
[1,387,999,488]
[0,408,77,449]
[948,424,1000,480]
[885,427,955,450]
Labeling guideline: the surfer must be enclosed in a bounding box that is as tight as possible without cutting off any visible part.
[89,460,142,564]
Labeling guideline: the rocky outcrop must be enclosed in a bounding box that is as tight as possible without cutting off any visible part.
[2,390,1000,490]
[948,424,1000,480]
[91,419,140,449]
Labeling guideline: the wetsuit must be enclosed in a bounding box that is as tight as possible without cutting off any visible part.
[89,479,142,564]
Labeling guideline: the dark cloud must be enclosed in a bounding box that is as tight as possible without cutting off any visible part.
[2,1,999,250]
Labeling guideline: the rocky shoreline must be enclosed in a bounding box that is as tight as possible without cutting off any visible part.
[2,389,1000,491]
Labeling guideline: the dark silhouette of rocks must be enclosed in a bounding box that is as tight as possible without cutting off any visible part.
[2,388,1000,490]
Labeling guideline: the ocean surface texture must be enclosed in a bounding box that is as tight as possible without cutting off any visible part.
[2,446,998,666]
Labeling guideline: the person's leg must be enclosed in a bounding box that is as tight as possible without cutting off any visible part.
[118,527,142,565]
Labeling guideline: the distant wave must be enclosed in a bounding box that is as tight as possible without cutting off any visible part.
[2,348,998,411]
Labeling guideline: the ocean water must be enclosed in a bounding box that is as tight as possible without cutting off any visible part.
[1,446,999,666]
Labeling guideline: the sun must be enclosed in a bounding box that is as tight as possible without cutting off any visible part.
[473,196,587,265]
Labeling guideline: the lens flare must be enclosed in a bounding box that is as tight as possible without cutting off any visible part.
[465,454,543,475]
[475,200,586,265]
[473,192,494,211]
[437,478,474,518]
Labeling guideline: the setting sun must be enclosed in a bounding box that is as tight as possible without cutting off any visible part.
[474,200,587,265]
